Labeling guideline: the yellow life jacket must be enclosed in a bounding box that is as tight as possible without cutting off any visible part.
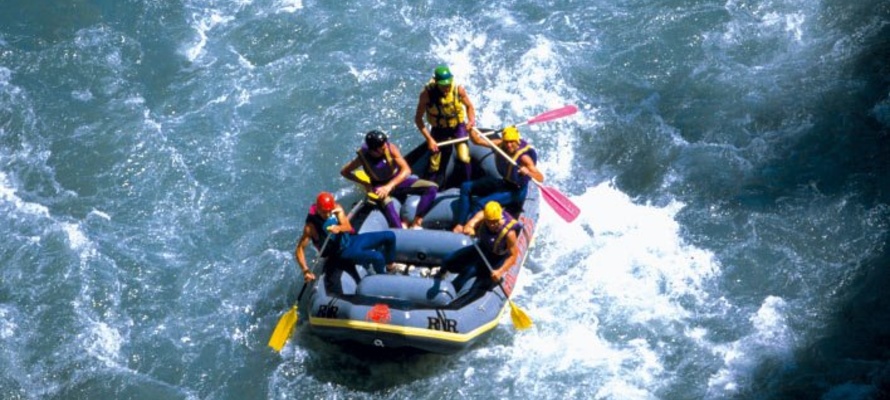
[424,80,466,128]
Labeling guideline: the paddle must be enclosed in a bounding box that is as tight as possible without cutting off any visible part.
[437,104,579,147]
[267,235,331,352]
[438,130,496,147]
[473,241,532,330]
[473,128,581,223]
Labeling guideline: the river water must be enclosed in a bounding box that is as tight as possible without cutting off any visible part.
[1,0,889,399]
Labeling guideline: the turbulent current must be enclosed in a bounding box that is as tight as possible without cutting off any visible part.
[1,1,888,399]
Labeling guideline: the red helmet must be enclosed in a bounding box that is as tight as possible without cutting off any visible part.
[316,192,335,212]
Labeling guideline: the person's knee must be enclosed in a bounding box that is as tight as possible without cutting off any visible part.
[382,230,396,244]
[460,181,473,194]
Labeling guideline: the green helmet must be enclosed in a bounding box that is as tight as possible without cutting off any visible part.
[433,65,453,86]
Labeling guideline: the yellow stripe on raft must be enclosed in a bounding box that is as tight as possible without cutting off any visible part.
[308,305,507,343]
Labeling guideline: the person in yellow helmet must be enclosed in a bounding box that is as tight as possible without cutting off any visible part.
[414,65,476,188]
[452,125,544,231]
[437,201,523,291]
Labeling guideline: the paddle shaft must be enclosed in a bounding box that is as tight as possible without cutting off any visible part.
[436,105,578,147]
[473,127,547,190]
[297,235,331,299]
[437,130,495,146]
[472,236,533,330]
[472,241,512,297]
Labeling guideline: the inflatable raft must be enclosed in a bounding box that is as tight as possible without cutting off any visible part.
[306,131,539,354]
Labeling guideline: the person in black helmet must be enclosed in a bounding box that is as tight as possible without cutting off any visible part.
[340,130,439,229]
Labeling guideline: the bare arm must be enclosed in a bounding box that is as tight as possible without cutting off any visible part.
[294,224,319,282]
[461,210,485,237]
[340,156,373,191]
[414,90,438,152]
[375,144,411,198]
[458,85,476,130]
[518,154,544,183]
[491,230,520,282]
[326,205,353,234]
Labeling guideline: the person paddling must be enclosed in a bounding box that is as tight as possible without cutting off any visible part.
[452,126,544,231]
[341,130,438,229]
[440,201,522,290]
[295,192,400,275]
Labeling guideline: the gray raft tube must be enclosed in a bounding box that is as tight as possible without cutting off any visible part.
[318,229,482,309]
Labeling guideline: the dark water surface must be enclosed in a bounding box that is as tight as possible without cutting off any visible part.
[1,0,889,399]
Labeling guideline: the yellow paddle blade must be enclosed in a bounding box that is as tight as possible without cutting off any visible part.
[354,170,370,184]
[509,300,533,330]
[267,305,298,352]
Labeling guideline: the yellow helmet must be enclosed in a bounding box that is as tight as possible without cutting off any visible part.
[483,201,503,221]
[502,126,520,142]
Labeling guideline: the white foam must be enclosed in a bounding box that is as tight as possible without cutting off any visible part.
[183,10,235,62]
[346,62,378,83]
[761,12,805,42]
[509,182,720,396]
[427,21,588,185]
[428,23,484,90]
[63,222,90,250]
[707,296,794,396]
[71,89,93,101]
[125,96,145,106]
[82,321,124,368]
[62,220,100,263]
[276,0,304,13]
[0,306,16,339]
[88,209,112,221]
[230,46,255,70]
[0,66,10,84]
[0,171,50,218]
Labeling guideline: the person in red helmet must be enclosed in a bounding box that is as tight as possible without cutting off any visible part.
[294,191,399,279]
[294,192,350,282]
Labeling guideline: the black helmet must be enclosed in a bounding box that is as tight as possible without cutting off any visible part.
[365,130,388,148]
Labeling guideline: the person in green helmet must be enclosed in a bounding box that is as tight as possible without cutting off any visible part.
[414,65,476,189]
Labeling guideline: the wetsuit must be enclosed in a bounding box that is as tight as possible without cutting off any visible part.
[357,142,438,228]
[442,213,522,291]
[423,81,472,187]
[306,205,397,274]
[454,140,537,225]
